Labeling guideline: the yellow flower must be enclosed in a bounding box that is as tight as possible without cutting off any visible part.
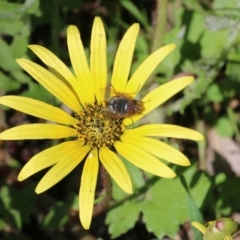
[192,218,238,240]
[0,17,203,229]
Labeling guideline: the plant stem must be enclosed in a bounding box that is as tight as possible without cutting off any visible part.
[51,0,61,55]
[192,105,206,170]
[93,164,112,217]
[151,0,168,52]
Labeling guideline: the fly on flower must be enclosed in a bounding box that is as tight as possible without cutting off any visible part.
[101,86,145,120]
[0,17,204,230]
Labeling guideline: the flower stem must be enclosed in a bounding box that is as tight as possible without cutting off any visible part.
[191,105,206,170]
[51,0,61,55]
[151,0,168,52]
[93,164,112,217]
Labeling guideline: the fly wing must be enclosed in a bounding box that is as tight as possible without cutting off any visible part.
[98,85,118,101]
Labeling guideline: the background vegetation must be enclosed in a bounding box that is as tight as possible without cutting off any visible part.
[0,0,240,239]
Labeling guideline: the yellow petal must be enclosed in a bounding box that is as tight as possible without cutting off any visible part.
[121,135,190,166]
[18,140,84,181]
[124,124,204,141]
[90,17,107,102]
[125,44,176,94]
[115,141,176,178]
[36,145,90,193]
[0,124,77,140]
[0,96,77,125]
[28,45,82,102]
[192,222,207,235]
[79,148,99,229]
[99,147,132,194]
[111,23,140,92]
[124,76,194,125]
[16,59,81,112]
[67,25,94,103]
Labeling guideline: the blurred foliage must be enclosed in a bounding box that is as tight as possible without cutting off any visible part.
[0,0,240,239]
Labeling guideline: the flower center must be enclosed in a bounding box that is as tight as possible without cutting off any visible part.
[75,102,125,148]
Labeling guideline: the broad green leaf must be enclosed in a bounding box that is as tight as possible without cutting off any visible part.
[205,15,236,31]
[206,84,224,103]
[0,216,7,231]
[187,11,205,43]
[12,70,32,84]
[111,180,128,201]
[183,0,206,12]
[119,0,151,31]
[187,196,203,240]
[11,34,29,58]
[122,157,145,190]
[182,164,214,208]
[43,195,74,228]
[0,1,22,21]
[213,0,240,9]
[14,184,36,224]
[106,200,141,238]
[0,197,21,230]
[141,177,189,238]
[0,21,25,36]
[23,0,40,15]
[0,184,36,229]
[226,45,240,82]
[226,61,240,81]
[112,156,145,201]
[214,116,234,137]
[200,30,228,58]
[0,72,20,92]
[216,176,240,215]
[0,38,19,72]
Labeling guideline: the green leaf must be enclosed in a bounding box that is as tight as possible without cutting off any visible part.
[0,21,25,36]
[108,165,213,238]
[0,38,20,72]
[0,72,20,92]
[206,83,224,103]
[182,0,206,12]
[187,11,205,43]
[22,82,59,106]
[0,1,22,21]
[106,200,141,238]
[206,84,224,103]
[214,116,234,137]
[122,158,146,190]
[216,176,240,215]
[226,45,240,82]
[111,180,128,201]
[11,34,29,58]
[12,70,32,84]
[187,195,203,240]
[200,30,228,58]
[141,178,189,238]
[180,165,214,240]
[182,164,214,208]
[14,184,36,224]
[226,61,240,81]
[0,197,21,230]
[119,0,151,31]
[0,184,36,229]
[23,0,40,15]
[213,0,240,9]
[112,156,145,201]
[43,194,75,228]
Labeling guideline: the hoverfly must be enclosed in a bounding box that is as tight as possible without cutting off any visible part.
[101,86,145,119]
